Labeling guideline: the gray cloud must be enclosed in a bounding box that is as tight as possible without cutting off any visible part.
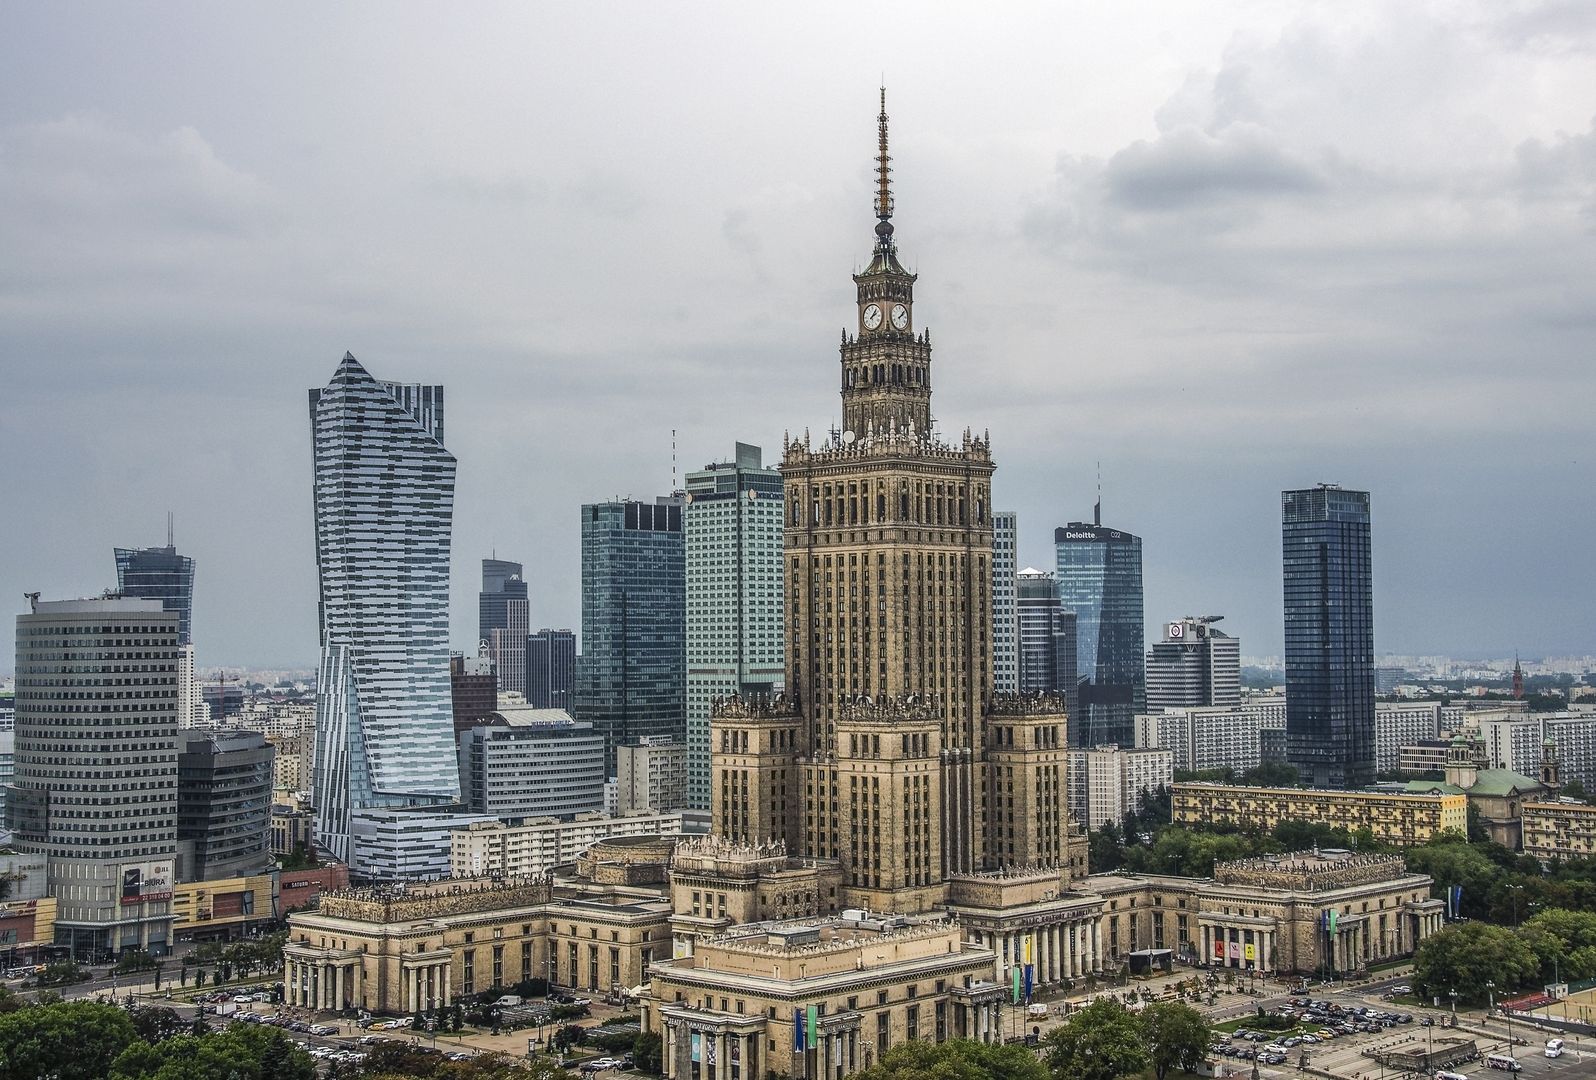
[1,1,1592,673]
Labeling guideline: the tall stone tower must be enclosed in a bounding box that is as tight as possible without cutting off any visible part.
[713,92,1069,914]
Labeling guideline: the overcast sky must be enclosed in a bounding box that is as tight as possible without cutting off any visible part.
[2,1,1593,673]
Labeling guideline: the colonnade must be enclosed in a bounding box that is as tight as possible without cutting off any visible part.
[662,1019,764,1080]
[285,955,360,1012]
[1200,922,1277,972]
[976,917,1100,989]
[399,958,453,1014]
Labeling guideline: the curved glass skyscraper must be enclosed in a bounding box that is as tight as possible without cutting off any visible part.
[309,353,460,861]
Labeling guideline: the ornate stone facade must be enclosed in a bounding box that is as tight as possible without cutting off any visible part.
[711,91,1069,917]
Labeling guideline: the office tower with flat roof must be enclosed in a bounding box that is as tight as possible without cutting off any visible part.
[9,596,179,955]
[176,729,274,881]
[576,497,685,774]
[456,707,605,820]
[1283,484,1376,788]
[1055,510,1145,748]
[526,628,576,710]
[309,353,460,862]
[992,511,1019,693]
[1016,568,1079,719]
[684,443,784,811]
[1146,616,1241,710]
[479,558,529,697]
[114,532,196,646]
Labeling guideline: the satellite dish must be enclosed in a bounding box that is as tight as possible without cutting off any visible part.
[842,430,856,445]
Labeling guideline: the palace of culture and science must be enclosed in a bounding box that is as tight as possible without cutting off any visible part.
[711,91,1077,912]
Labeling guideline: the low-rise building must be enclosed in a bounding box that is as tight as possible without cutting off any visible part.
[449,812,687,879]
[1088,849,1442,975]
[271,803,315,857]
[1398,740,1454,775]
[284,841,676,1014]
[1523,801,1596,863]
[279,863,350,914]
[642,913,1002,1079]
[1171,783,1467,846]
[666,835,843,958]
[172,873,275,941]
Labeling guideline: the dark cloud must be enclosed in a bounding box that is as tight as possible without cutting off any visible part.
[1103,125,1324,211]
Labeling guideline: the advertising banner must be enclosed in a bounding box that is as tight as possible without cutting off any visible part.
[120,861,174,905]
[1244,943,1256,961]
[1226,941,1240,961]
[1212,939,1224,959]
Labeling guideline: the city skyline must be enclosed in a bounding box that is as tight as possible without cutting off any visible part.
[4,4,1595,670]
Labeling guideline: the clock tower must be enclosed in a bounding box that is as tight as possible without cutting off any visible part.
[841,89,932,441]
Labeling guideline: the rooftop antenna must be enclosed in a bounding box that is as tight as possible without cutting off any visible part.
[671,429,678,492]
[166,511,174,548]
[1094,461,1102,527]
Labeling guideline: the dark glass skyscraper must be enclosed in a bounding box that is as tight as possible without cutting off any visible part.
[575,498,685,773]
[1282,484,1375,789]
[479,558,528,696]
[1055,513,1144,748]
[1016,568,1079,723]
[526,628,576,710]
[115,540,196,646]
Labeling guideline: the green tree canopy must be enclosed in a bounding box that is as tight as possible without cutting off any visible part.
[1414,921,1541,1004]
[109,1023,315,1080]
[1141,1001,1211,1080]
[851,1038,1048,1080]
[1042,998,1148,1080]
[0,1000,138,1080]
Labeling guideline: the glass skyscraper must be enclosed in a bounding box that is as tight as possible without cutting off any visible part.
[114,539,196,646]
[1282,484,1375,789]
[683,443,784,810]
[1055,513,1144,748]
[575,497,685,774]
[1016,567,1079,721]
[479,558,529,697]
[309,353,460,863]
[526,628,577,710]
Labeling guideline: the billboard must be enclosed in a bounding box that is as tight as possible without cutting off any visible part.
[120,861,174,905]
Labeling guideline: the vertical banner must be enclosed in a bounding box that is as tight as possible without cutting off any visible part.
[794,1008,804,1052]
[1213,938,1225,960]
[1244,943,1256,962]
[691,1032,701,1064]
[1011,965,1021,1003]
[807,1004,819,1050]
[833,1034,843,1067]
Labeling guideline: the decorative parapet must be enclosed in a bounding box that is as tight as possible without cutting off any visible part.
[711,693,800,721]
[711,915,954,957]
[1212,852,1408,892]
[986,692,1067,717]
[835,694,942,725]
[781,426,992,467]
[313,877,552,924]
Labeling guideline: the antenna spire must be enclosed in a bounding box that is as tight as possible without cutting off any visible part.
[874,86,894,246]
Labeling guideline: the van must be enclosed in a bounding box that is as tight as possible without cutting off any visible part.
[495,995,523,1008]
[1546,1038,1565,1058]
[1434,1072,1468,1080]
[1485,1053,1522,1072]
[1026,1004,1048,1019]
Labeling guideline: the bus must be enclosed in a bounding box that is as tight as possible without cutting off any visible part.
[1546,1038,1565,1058]
[1485,1053,1522,1071]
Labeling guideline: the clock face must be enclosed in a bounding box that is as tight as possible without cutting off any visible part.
[891,304,909,330]
[862,304,883,330]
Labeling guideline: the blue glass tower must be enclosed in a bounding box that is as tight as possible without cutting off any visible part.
[309,353,460,862]
[1055,510,1144,748]
[1282,484,1375,789]
[115,537,196,646]
[575,498,685,774]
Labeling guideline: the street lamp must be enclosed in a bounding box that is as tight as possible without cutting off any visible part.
[1506,884,1525,928]
[1448,988,1458,1022]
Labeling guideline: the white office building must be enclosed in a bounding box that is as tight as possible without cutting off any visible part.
[616,737,687,814]
[1135,694,1288,773]
[992,511,1019,693]
[1066,745,1175,830]
[1374,703,1442,773]
[449,812,688,879]
[1145,617,1241,710]
[457,708,605,820]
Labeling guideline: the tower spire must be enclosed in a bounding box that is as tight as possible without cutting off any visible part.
[874,86,894,246]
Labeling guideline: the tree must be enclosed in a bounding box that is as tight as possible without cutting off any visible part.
[127,1005,188,1044]
[1414,921,1540,1004]
[0,1000,138,1080]
[633,1031,663,1075]
[109,1024,315,1080]
[1141,1001,1210,1080]
[1239,761,1300,787]
[1042,998,1148,1080]
[853,1039,1048,1080]
[1088,822,1125,873]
